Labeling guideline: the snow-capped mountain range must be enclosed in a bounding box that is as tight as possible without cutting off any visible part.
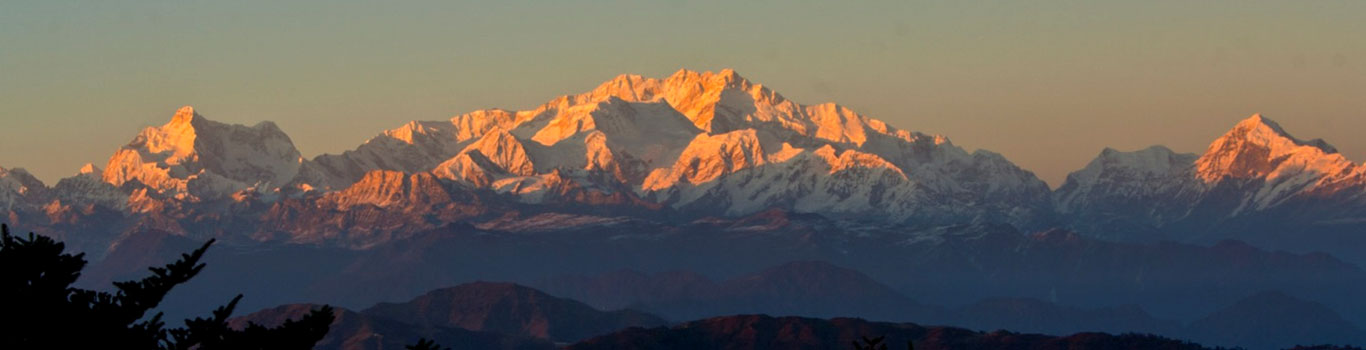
[3,69,1365,261]
[283,69,1054,227]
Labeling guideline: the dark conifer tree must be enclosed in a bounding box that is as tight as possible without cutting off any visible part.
[852,335,888,350]
[405,338,451,350]
[0,224,333,350]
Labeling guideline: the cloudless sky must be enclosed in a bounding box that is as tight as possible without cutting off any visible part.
[2,0,1364,186]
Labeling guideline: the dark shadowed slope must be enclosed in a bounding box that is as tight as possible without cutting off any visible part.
[538,260,938,322]
[566,314,1215,350]
[84,227,362,322]
[536,269,719,312]
[537,260,1179,338]
[79,228,204,288]
[1187,291,1364,350]
[230,304,554,350]
[84,214,1366,347]
[360,282,667,343]
[715,261,934,321]
[953,297,1179,336]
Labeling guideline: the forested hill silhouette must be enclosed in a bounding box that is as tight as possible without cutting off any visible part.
[0,223,333,349]
[567,314,1220,350]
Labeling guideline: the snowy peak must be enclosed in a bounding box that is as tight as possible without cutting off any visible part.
[820,147,905,177]
[0,167,46,190]
[78,163,101,176]
[460,129,536,176]
[52,165,125,210]
[1053,146,1200,218]
[0,167,49,209]
[1195,114,1351,182]
[384,109,521,147]
[323,170,449,209]
[528,96,700,169]
[431,153,494,187]
[662,69,789,134]
[805,103,881,146]
[582,74,663,103]
[669,68,751,88]
[581,69,865,142]
[1057,113,1366,242]
[1226,114,1337,153]
[571,68,781,134]
[101,106,304,200]
[642,129,767,191]
[531,69,908,149]
[431,128,536,186]
[170,105,197,124]
[1068,146,1197,185]
[450,109,520,142]
[660,68,766,100]
[658,69,906,147]
[383,120,456,145]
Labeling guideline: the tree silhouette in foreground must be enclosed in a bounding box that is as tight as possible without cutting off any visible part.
[0,224,333,350]
[405,338,451,350]
[853,335,919,350]
[852,335,888,350]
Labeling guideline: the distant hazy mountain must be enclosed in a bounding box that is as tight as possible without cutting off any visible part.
[360,282,666,343]
[233,277,1358,350]
[1186,291,1364,350]
[537,260,1181,336]
[0,167,48,211]
[537,260,937,322]
[234,284,1220,350]
[952,297,1179,337]
[78,209,1366,349]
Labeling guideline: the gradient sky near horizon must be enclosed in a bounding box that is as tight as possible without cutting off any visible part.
[2,0,1364,186]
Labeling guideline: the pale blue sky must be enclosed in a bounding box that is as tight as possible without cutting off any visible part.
[3,1,1364,186]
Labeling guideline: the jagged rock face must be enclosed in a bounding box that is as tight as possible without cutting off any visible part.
[101,106,304,202]
[1055,114,1366,244]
